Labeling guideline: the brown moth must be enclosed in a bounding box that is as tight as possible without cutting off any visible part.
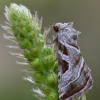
[53,22,93,100]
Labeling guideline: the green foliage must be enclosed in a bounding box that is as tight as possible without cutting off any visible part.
[3,3,59,100]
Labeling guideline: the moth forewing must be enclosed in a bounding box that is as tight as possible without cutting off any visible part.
[53,23,93,100]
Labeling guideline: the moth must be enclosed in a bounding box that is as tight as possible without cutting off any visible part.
[53,22,93,100]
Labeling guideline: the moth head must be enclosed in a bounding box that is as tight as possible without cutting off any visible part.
[53,22,81,46]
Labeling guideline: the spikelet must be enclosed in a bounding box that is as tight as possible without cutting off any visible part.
[3,3,59,100]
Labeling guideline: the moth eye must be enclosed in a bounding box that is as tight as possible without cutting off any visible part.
[72,35,77,40]
[53,25,59,32]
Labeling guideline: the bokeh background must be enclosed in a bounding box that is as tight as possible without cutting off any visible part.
[0,0,100,100]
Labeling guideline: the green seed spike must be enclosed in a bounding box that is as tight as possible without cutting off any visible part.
[3,4,59,100]
[33,72,46,83]
[30,58,43,71]
[31,48,40,57]
[43,55,54,69]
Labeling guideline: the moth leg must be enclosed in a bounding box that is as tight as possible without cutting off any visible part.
[54,58,58,62]
[46,36,58,44]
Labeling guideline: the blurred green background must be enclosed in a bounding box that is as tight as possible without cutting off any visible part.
[0,0,100,100]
